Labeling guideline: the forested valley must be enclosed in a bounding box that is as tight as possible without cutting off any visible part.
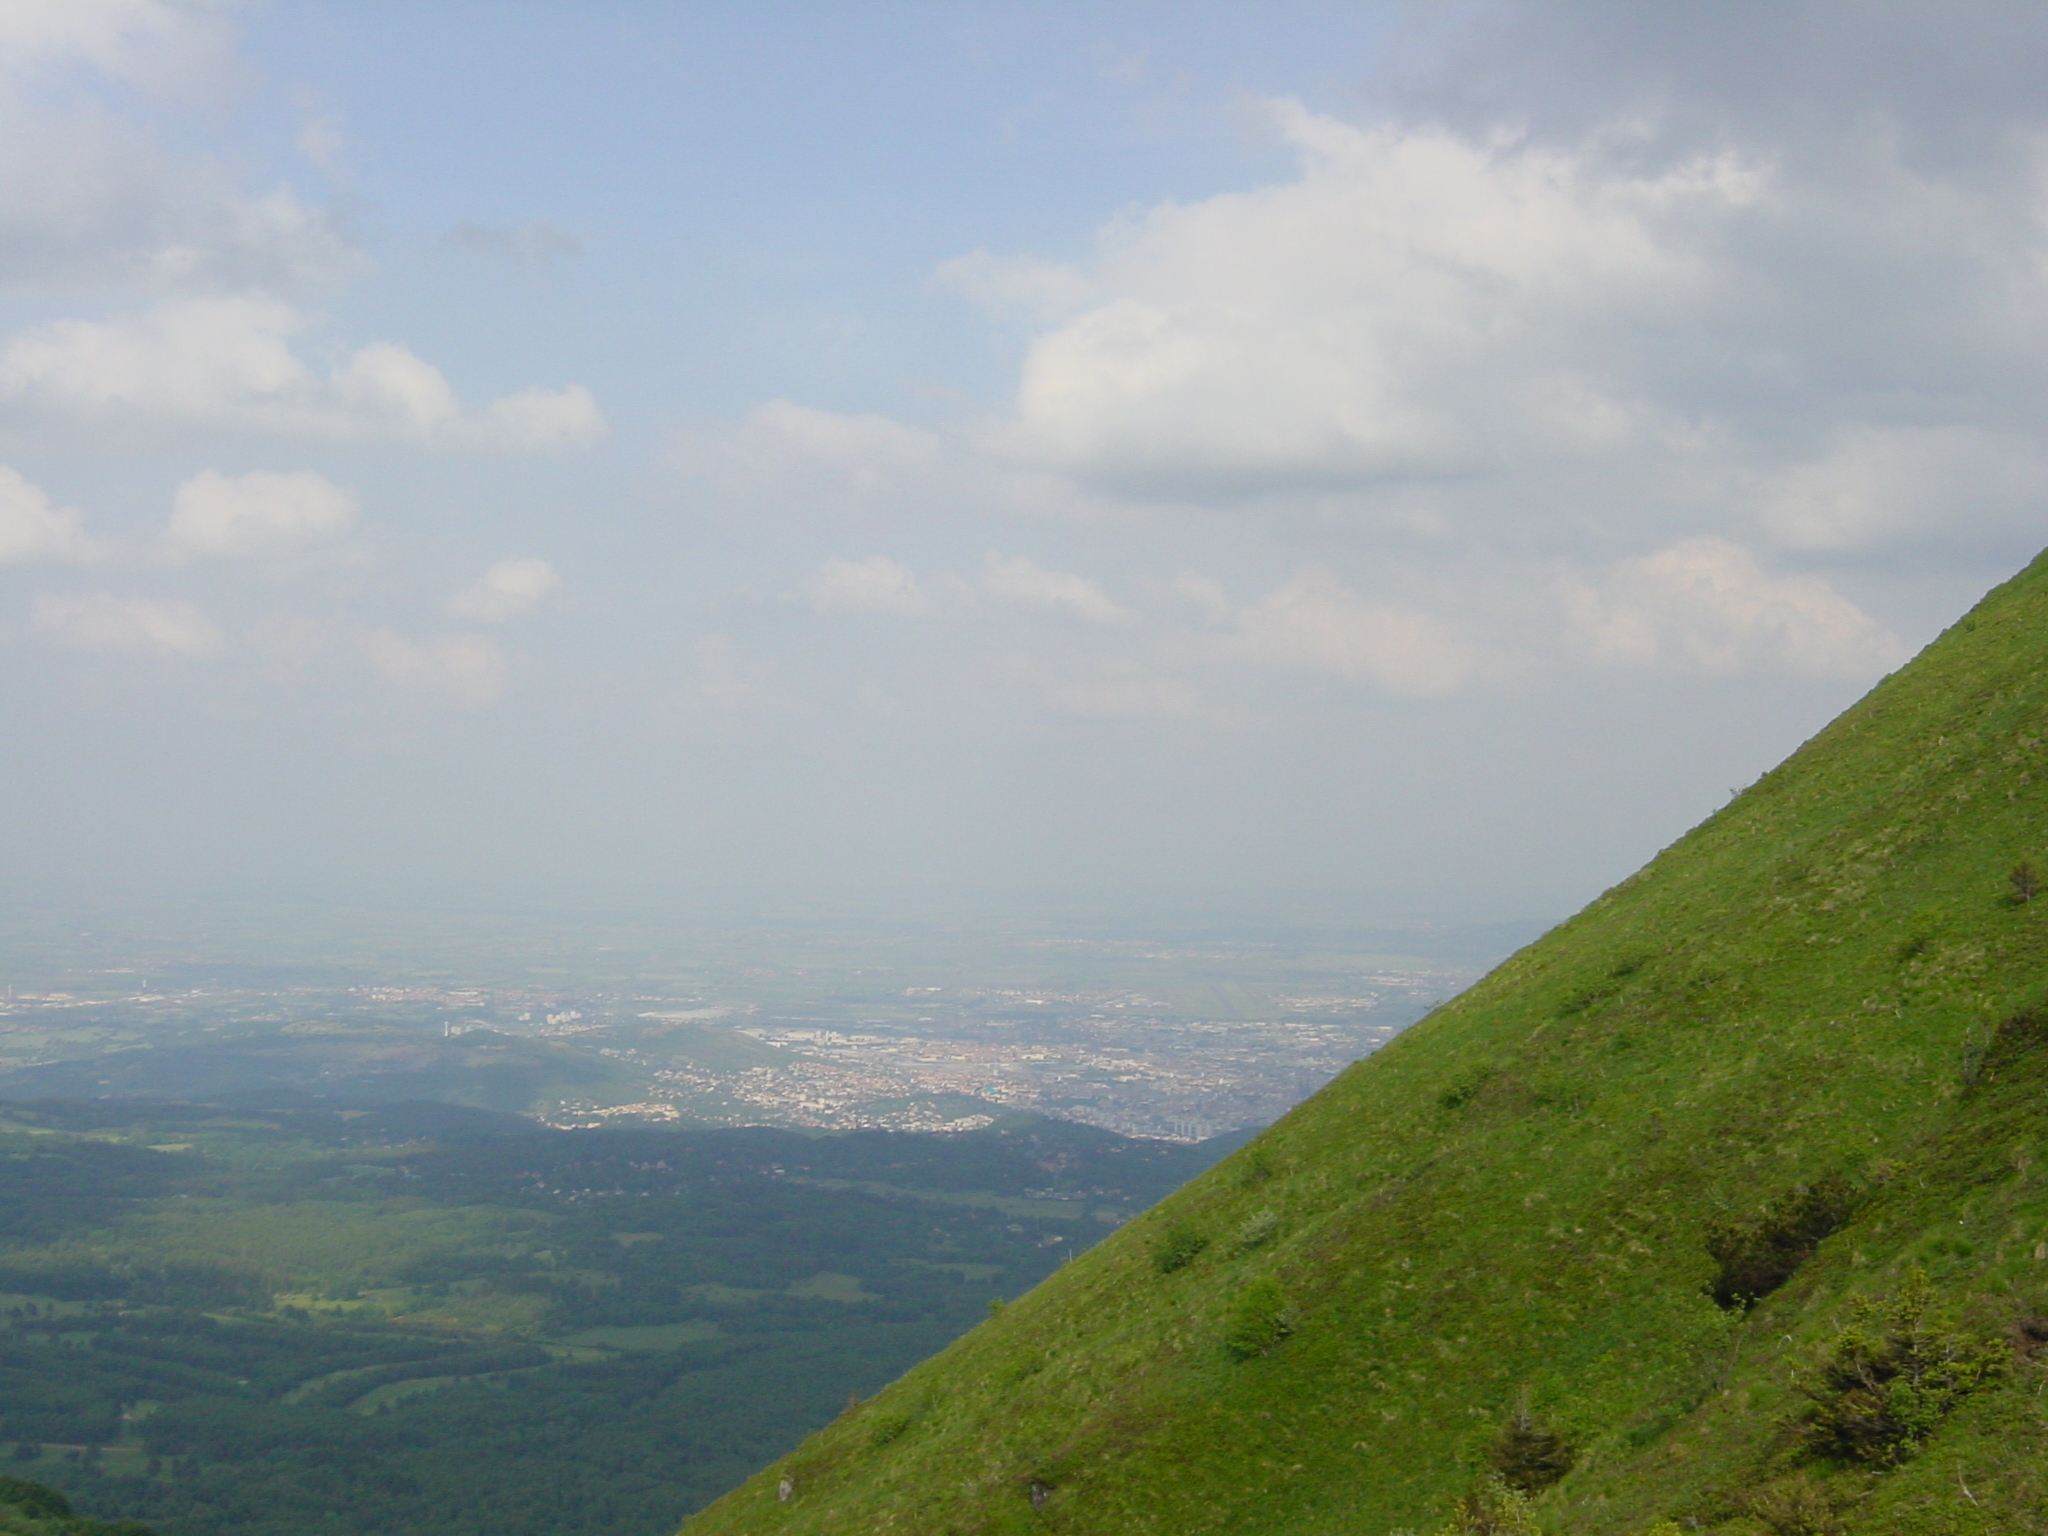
[0,1097,1237,1536]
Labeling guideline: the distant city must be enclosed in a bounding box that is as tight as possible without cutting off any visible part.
[0,915,1509,1141]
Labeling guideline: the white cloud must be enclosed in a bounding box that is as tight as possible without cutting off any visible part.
[0,98,356,290]
[802,556,927,617]
[1227,571,1476,696]
[1565,537,1909,678]
[327,338,460,437]
[449,558,562,624]
[0,297,606,447]
[1757,427,2048,553]
[31,590,224,658]
[0,465,98,564]
[978,554,1129,625]
[744,400,941,478]
[979,101,1759,498]
[0,4,358,292]
[0,0,243,98]
[166,468,354,559]
[359,628,508,706]
[467,384,606,450]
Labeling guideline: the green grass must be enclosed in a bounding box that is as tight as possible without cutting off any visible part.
[680,549,2048,1536]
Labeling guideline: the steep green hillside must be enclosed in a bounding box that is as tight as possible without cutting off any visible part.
[682,550,2048,1536]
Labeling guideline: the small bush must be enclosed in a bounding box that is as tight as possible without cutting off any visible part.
[1222,1275,1292,1359]
[2009,860,2040,903]
[1435,1475,1537,1536]
[1704,1174,1859,1309]
[1438,1067,1494,1111]
[1151,1224,1209,1274]
[1798,1268,2007,1465]
[1484,1400,1574,1492]
[868,1412,911,1447]
[1975,1003,2048,1084]
[1228,1208,1280,1254]
[1742,1473,1841,1536]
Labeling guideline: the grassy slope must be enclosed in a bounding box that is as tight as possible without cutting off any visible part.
[681,551,2048,1536]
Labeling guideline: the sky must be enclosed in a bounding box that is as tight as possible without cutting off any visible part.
[1,0,2045,927]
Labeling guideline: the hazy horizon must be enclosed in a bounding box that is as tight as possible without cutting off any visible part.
[3,3,2042,928]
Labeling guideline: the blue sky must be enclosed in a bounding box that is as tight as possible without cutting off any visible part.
[1,2,2043,923]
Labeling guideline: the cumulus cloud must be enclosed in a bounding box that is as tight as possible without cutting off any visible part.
[0,101,356,290]
[977,554,1129,625]
[802,556,927,617]
[166,468,354,559]
[1756,428,2048,554]
[31,590,225,658]
[1227,571,1477,696]
[976,100,1759,499]
[468,384,607,450]
[0,465,98,564]
[0,4,359,291]
[449,558,562,624]
[912,73,2048,589]
[359,629,508,706]
[1564,538,1909,678]
[733,400,941,480]
[0,297,605,447]
[0,0,243,98]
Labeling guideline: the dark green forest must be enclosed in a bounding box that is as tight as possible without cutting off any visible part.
[0,1097,1236,1536]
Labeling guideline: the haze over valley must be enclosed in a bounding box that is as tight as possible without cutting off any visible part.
[0,910,1501,1140]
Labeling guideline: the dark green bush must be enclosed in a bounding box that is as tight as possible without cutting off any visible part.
[1484,1402,1574,1492]
[1151,1224,1208,1274]
[1704,1174,1858,1309]
[1438,1067,1494,1111]
[1975,1003,2048,1084]
[1222,1276,1291,1359]
[2008,860,2039,903]
[1798,1269,2007,1465]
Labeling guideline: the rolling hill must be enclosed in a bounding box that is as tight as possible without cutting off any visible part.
[680,549,2048,1536]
